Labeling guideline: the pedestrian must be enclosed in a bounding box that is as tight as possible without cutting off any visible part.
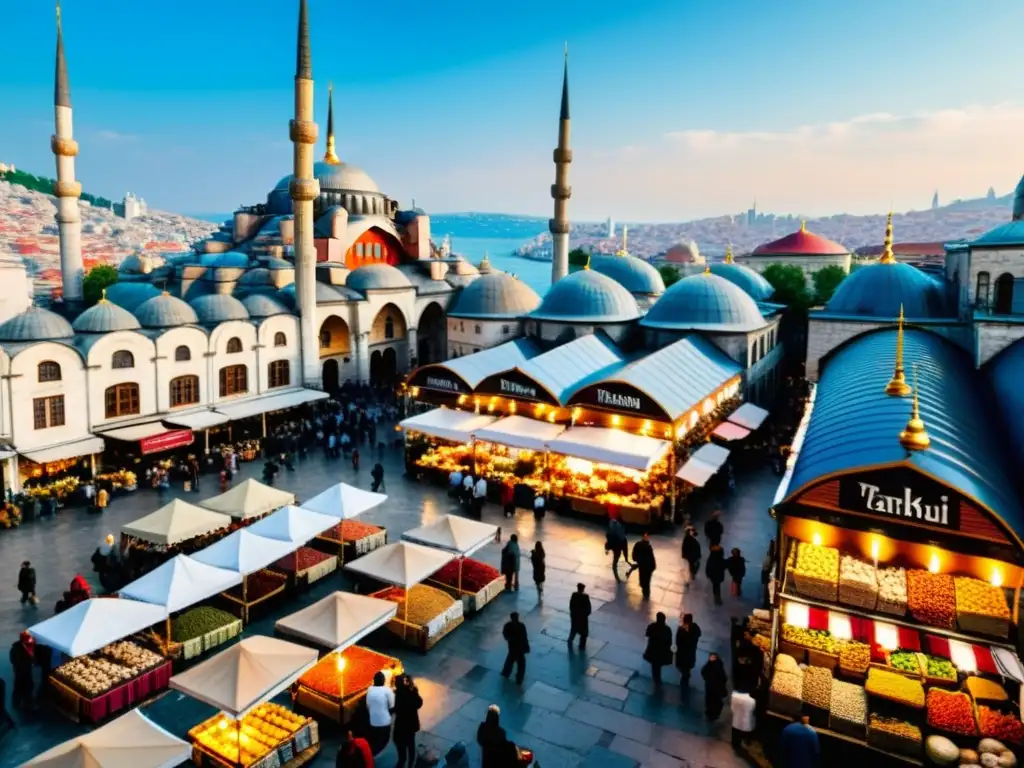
[500,534,520,592]
[477,706,510,768]
[392,674,423,768]
[500,478,515,518]
[606,515,632,580]
[9,631,34,710]
[96,485,109,512]
[336,729,374,768]
[704,510,723,547]
[533,493,546,520]
[473,474,488,518]
[643,612,673,686]
[734,630,764,695]
[190,458,201,491]
[701,652,729,721]
[568,583,591,651]
[0,678,15,731]
[530,542,545,599]
[632,532,656,600]
[778,714,821,768]
[448,467,464,499]
[681,526,701,586]
[730,687,757,753]
[364,671,394,755]
[500,612,529,685]
[727,547,746,598]
[706,544,726,606]
[352,448,360,472]
[675,613,702,687]
[371,463,385,493]
[18,561,37,606]
[444,741,469,768]
[761,539,776,608]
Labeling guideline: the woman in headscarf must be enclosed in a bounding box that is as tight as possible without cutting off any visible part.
[643,612,674,686]
[701,652,729,721]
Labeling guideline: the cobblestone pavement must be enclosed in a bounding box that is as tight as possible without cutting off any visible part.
[0,436,777,768]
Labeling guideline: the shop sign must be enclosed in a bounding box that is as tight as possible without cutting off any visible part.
[569,382,667,420]
[499,379,537,399]
[837,469,960,530]
[139,429,194,455]
[596,389,642,411]
[425,376,460,392]
[408,368,468,394]
[477,369,557,404]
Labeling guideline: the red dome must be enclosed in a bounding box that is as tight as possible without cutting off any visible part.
[752,225,848,256]
[662,243,697,263]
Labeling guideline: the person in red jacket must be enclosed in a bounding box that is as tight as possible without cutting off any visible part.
[336,729,373,768]
[501,479,515,518]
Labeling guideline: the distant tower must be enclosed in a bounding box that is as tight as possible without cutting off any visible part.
[747,199,757,227]
[931,190,939,210]
[606,216,615,239]
[289,0,321,387]
[324,82,339,165]
[52,1,84,309]
[987,186,996,201]
[549,46,572,283]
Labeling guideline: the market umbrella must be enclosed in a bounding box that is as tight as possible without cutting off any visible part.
[120,499,232,547]
[120,554,241,613]
[343,541,455,590]
[275,591,397,651]
[199,478,295,520]
[301,482,386,519]
[245,505,338,545]
[28,598,167,658]
[190,529,298,575]
[21,709,190,768]
[402,515,498,557]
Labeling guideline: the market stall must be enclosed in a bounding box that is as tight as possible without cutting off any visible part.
[121,499,233,552]
[676,443,731,488]
[101,422,195,456]
[19,436,105,503]
[727,401,770,431]
[344,541,463,651]
[248,506,339,589]
[170,636,320,768]
[402,515,503,613]
[277,591,401,724]
[302,482,389,563]
[199,478,296,521]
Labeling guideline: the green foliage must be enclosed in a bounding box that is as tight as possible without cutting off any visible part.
[812,264,847,304]
[0,168,113,209]
[568,247,590,268]
[659,264,682,288]
[762,263,811,311]
[82,265,119,308]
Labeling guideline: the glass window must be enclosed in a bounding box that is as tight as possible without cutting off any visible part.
[105,383,140,418]
[274,332,287,347]
[170,375,199,407]
[111,350,134,369]
[33,395,65,429]
[37,361,61,382]
[474,324,482,334]
[356,243,364,258]
[374,243,382,258]
[219,365,248,397]
[174,345,191,362]
[502,325,510,335]
[226,337,243,354]
[977,271,991,309]
[385,316,394,339]
[268,360,290,389]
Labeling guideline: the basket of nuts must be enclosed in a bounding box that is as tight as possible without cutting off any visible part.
[802,666,834,728]
[829,679,868,739]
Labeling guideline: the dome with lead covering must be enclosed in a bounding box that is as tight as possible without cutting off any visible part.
[134,294,199,329]
[530,269,640,323]
[587,253,665,296]
[346,263,411,292]
[822,261,947,319]
[641,272,765,332]
[0,306,74,342]
[708,262,774,302]
[449,273,540,318]
[242,294,290,318]
[72,299,142,333]
[190,294,250,324]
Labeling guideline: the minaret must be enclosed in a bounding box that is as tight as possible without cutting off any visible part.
[549,46,572,283]
[724,243,734,264]
[290,0,321,387]
[52,1,84,310]
[879,210,896,264]
[324,82,340,165]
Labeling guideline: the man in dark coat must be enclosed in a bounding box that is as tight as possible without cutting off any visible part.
[704,510,724,547]
[778,714,821,768]
[631,532,656,600]
[643,612,673,686]
[17,561,37,605]
[681,527,701,585]
[501,612,530,685]
[606,517,632,580]
[392,674,423,768]
[568,583,591,651]
[701,652,729,721]
[675,613,702,687]
[706,545,727,606]
[9,632,34,710]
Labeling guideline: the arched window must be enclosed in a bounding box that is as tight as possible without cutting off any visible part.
[274,332,287,348]
[373,243,382,259]
[105,383,140,418]
[502,325,510,335]
[174,345,191,362]
[319,329,331,348]
[995,273,1015,315]
[219,365,248,397]
[976,271,991,310]
[356,243,364,258]
[226,337,243,354]
[169,375,199,407]
[268,360,290,389]
[760,335,766,358]
[385,316,394,339]
[474,324,482,335]
[37,361,61,383]
[112,350,135,369]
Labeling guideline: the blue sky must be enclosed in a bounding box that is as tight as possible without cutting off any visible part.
[2,0,1023,220]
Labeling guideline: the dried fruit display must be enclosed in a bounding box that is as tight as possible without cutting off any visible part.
[876,567,908,616]
[927,689,977,736]
[865,667,925,708]
[322,520,384,542]
[837,640,870,674]
[774,653,801,675]
[273,546,334,573]
[789,542,839,602]
[920,654,957,682]
[430,558,501,593]
[191,703,309,766]
[867,714,923,757]
[768,669,803,717]
[781,625,835,654]
[829,679,867,737]
[376,584,457,628]
[839,555,878,610]
[99,641,163,673]
[172,607,238,643]
[978,707,1024,744]
[54,657,133,698]
[955,577,1011,638]
[224,569,286,603]
[298,646,401,701]
[803,666,833,709]
[888,650,922,675]
[906,570,956,629]
[966,676,1008,703]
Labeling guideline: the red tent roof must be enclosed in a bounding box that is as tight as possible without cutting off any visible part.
[752,224,848,256]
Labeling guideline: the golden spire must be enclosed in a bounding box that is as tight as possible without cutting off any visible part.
[583,254,591,270]
[724,243,734,264]
[800,220,807,233]
[324,82,340,164]
[99,288,108,304]
[879,210,896,264]
[615,225,629,257]
[703,264,711,275]
[899,364,930,451]
[885,304,911,396]
[480,251,491,271]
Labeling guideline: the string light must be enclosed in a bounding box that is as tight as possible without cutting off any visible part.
[991,568,1004,588]
[929,552,940,574]
[812,532,822,547]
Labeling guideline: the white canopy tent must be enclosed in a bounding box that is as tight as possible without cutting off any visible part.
[472,415,566,451]
[711,422,751,442]
[213,388,328,421]
[301,482,387,519]
[275,591,398,651]
[402,515,499,557]
[22,436,105,465]
[399,408,497,444]
[190,529,298,575]
[199,478,295,520]
[21,709,191,768]
[169,635,317,718]
[120,555,241,613]
[547,427,671,472]
[121,499,232,547]
[727,402,770,431]
[28,598,168,657]
[163,409,230,430]
[676,443,731,488]
[246,505,338,545]
[344,541,456,590]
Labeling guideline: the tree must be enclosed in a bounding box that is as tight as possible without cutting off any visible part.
[762,263,811,312]
[82,264,119,307]
[812,264,847,305]
[659,264,682,288]
[568,247,589,268]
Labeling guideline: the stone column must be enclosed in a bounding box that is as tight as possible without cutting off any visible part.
[407,326,418,371]
[356,332,370,383]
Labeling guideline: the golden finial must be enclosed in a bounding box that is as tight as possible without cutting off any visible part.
[724,243,734,264]
[324,82,340,165]
[615,225,629,257]
[162,290,170,297]
[583,254,591,270]
[480,251,491,271]
[885,304,911,396]
[800,220,807,233]
[879,210,896,264]
[899,364,930,451]
[99,288,108,304]
[703,264,711,275]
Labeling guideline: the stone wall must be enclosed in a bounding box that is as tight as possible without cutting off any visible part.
[977,322,1024,366]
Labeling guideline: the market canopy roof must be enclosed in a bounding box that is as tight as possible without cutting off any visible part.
[711,422,751,442]
[301,482,387,519]
[21,436,105,465]
[169,635,317,718]
[407,338,540,394]
[120,554,241,613]
[473,415,566,451]
[547,426,671,472]
[275,591,397,651]
[728,402,769,431]
[163,409,230,430]
[214,388,328,422]
[22,709,191,768]
[28,598,167,657]
[199,478,296,519]
[191,529,298,575]
[402,515,499,557]
[99,424,194,456]
[677,443,731,487]
[400,408,497,444]
[344,541,456,589]
[246,505,338,544]
[121,499,232,546]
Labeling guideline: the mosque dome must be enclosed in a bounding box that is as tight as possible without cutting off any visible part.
[588,254,665,296]
[275,161,380,196]
[0,306,75,342]
[641,272,765,332]
[190,294,250,324]
[72,299,142,333]
[752,224,848,256]
[104,282,162,312]
[449,273,541,319]
[347,263,411,292]
[135,294,199,329]
[661,240,701,264]
[199,251,251,269]
[237,268,272,286]
[708,262,774,302]
[278,281,358,309]
[530,269,640,323]
[823,261,947,319]
[242,294,291,318]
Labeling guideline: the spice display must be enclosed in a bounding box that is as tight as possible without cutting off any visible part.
[789,542,840,602]
[781,625,835,654]
[955,577,1011,638]
[837,640,870,674]
[802,666,833,709]
[978,707,1024,744]
[966,677,1008,703]
[927,689,977,736]
[172,607,239,643]
[431,558,502,593]
[224,570,286,603]
[865,667,925,708]
[867,714,923,757]
[888,650,922,675]
[191,703,308,766]
[876,567,908,616]
[828,679,867,737]
[321,520,384,543]
[298,646,401,701]
[376,584,458,628]
[54,657,133,697]
[906,570,956,629]
[99,641,163,673]
[839,555,878,610]
[920,653,957,682]
[769,669,803,717]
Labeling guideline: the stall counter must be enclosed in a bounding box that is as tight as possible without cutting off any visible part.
[189,703,319,768]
